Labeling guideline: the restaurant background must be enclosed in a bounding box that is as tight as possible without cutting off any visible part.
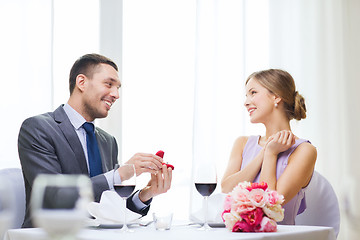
[0,0,359,239]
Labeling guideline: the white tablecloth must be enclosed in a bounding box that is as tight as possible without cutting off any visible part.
[5,224,336,240]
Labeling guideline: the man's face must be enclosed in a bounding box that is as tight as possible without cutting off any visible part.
[82,63,121,121]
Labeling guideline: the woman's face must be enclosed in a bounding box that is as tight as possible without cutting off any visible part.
[244,77,276,123]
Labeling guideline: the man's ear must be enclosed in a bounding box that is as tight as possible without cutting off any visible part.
[76,74,86,92]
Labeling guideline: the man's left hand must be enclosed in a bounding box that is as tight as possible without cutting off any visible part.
[138,164,172,202]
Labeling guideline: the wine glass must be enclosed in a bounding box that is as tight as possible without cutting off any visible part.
[0,178,15,239]
[113,164,136,232]
[194,162,217,230]
[31,174,93,240]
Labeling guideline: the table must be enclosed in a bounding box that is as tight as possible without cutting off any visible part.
[5,224,336,240]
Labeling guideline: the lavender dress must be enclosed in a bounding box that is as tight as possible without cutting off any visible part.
[241,135,310,225]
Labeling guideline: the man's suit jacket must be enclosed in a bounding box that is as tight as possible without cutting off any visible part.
[18,105,149,228]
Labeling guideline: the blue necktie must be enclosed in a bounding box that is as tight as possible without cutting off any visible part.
[83,122,103,177]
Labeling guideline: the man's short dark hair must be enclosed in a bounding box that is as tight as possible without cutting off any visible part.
[69,53,118,94]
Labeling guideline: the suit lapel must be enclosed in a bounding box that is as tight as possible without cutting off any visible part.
[53,106,89,175]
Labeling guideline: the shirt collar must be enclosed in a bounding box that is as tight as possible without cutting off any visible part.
[63,103,94,130]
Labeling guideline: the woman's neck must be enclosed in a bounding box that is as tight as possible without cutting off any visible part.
[264,120,291,140]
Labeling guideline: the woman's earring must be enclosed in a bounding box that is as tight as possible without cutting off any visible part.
[275,103,278,108]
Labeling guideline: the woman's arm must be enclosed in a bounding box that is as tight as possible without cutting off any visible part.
[259,131,317,204]
[277,142,316,204]
[221,136,265,193]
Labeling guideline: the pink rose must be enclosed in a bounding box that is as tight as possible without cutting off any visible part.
[247,182,268,191]
[221,209,231,221]
[249,189,267,208]
[223,211,241,231]
[237,181,252,189]
[240,208,264,230]
[263,204,284,222]
[232,188,251,204]
[258,216,277,232]
[223,194,233,211]
[232,220,254,232]
[267,190,284,206]
[233,203,256,214]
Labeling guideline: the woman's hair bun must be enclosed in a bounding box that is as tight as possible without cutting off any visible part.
[292,91,306,120]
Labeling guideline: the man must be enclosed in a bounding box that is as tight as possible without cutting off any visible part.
[18,53,172,228]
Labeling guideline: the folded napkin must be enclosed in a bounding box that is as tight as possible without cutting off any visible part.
[87,190,142,225]
[190,193,226,223]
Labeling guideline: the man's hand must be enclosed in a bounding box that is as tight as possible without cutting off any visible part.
[124,153,163,176]
[138,164,172,202]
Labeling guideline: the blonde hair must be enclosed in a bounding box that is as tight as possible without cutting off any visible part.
[246,69,306,120]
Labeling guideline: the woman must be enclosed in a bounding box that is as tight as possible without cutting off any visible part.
[221,69,317,225]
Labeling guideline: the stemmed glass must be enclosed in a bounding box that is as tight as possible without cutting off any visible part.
[194,162,217,230]
[0,178,15,239]
[113,164,136,232]
[31,174,93,240]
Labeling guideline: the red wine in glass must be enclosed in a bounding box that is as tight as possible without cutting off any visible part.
[195,183,217,197]
[194,163,217,231]
[114,185,135,198]
[113,164,136,232]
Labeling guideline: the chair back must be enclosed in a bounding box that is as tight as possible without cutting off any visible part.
[0,168,26,228]
[295,171,340,237]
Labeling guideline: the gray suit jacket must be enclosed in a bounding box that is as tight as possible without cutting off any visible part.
[18,105,149,228]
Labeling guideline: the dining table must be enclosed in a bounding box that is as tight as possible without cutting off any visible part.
[4,221,336,240]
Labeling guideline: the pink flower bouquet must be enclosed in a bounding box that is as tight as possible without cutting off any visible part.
[222,182,284,232]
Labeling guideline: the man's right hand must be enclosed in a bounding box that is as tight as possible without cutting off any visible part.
[124,153,164,176]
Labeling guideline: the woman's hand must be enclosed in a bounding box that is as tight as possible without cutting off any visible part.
[265,130,296,156]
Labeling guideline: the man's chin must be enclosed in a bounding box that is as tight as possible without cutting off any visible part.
[94,111,109,119]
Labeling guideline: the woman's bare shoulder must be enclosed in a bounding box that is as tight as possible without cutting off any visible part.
[233,136,249,147]
[297,141,317,153]
[229,136,249,157]
[291,141,317,162]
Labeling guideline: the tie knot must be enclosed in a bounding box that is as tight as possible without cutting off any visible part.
[83,122,95,133]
